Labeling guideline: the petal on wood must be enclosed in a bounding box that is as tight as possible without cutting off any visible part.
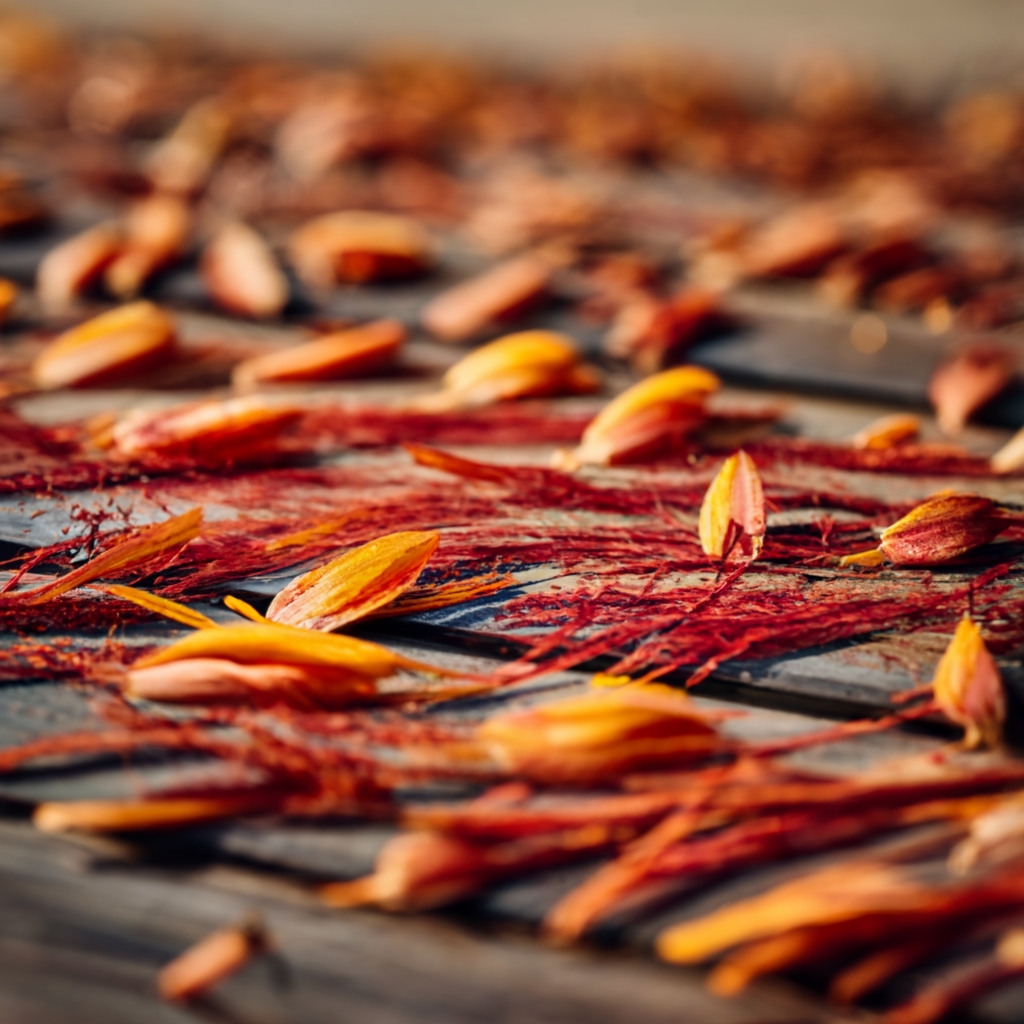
[266,530,440,631]
[698,450,764,560]
[655,862,927,965]
[369,573,518,618]
[110,395,303,460]
[126,657,378,708]
[95,582,218,629]
[132,620,446,679]
[233,319,404,388]
[877,493,1010,565]
[932,615,1006,749]
[478,685,722,784]
[202,220,288,320]
[159,916,269,1002]
[34,794,279,833]
[851,413,921,450]
[928,344,1013,436]
[31,300,177,389]
[6,508,202,605]
[566,365,719,467]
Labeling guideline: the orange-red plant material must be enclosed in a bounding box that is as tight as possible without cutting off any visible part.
[158,916,270,1002]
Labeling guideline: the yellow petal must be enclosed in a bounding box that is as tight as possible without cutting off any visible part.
[96,582,218,629]
[656,863,926,965]
[9,508,202,605]
[698,450,765,560]
[266,530,440,631]
[132,620,441,679]
[569,366,719,466]
[839,548,887,568]
[478,685,720,784]
[224,594,269,623]
[932,614,1006,749]
[369,573,517,618]
[32,300,177,389]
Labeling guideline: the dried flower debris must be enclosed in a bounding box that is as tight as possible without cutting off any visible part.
[2,13,1024,1021]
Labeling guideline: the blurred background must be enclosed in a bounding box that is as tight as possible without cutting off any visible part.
[21,0,1024,95]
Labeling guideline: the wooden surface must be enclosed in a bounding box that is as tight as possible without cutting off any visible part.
[3,207,1024,1022]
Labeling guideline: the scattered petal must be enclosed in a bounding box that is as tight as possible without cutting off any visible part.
[266,530,440,631]
[932,614,1005,749]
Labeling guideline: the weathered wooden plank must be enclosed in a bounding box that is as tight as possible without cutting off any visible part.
[0,818,858,1024]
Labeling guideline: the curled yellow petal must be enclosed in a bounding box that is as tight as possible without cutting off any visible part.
[932,614,1005,749]
[416,330,598,411]
[266,530,440,631]
[698,450,765,561]
[7,508,202,605]
[223,594,270,623]
[369,573,517,618]
[560,366,719,468]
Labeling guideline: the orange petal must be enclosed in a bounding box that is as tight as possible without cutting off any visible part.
[145,97,232,195]
[655,862,926,965]
[266,530,440,631]
[287,210,433,290]
[7,508,202,605]
[34,793,278,833]
[126,657,378,707]
[369,573,517,618]
[851,413,921,450]
[478,685,722,784]
[110,394,303,460]
[932,614,1005,749]
[105,194,191,299]
[31,300,177,389]
[159,916,268,1002]
[419,330,599,410]
[421,254,551,341]
[232,319,404,389]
